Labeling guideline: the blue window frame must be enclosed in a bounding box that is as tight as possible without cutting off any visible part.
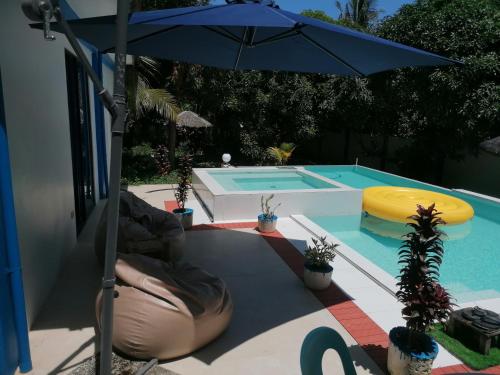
[92,51,109,199]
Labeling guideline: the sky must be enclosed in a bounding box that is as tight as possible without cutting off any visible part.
[212,1,415,18]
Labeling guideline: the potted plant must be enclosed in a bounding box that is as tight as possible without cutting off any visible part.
[173,154,194,230]
[388,204,453,375]
[304,236,339,290]
[258,194,280,233]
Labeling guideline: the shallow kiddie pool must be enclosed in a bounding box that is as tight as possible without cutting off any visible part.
[208,169,338,191]
[192,167,361,222]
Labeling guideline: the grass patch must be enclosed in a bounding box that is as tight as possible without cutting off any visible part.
[429,324,500,370]
[121,172,179,186]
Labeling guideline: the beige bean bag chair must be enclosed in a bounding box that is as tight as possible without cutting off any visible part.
[96,253,233,360]
[95,191,185,263]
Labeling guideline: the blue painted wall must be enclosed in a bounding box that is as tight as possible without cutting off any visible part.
[0,68,32,374]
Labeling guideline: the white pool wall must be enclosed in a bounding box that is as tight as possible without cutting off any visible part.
[192,166,362,221]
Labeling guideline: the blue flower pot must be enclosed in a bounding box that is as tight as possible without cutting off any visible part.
[258,214,278,233]
[173,208,193,230]
[387,326,439,375]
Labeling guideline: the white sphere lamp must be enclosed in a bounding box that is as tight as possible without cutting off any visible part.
[222,153,231,167]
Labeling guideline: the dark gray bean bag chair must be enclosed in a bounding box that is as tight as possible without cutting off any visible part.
[95,191,185,264]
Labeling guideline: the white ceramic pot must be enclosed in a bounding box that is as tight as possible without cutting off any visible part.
[303,264,333,290]
[388,337,412,375]
[258,215,277,233]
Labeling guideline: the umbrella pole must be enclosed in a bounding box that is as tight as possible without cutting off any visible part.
[26,1,128,373]
[99,1,130,374]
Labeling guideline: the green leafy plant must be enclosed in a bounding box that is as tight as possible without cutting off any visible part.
[260,194,281,221]
[267,142,296,166]
[174,154,193,211]
[304,236,339,270]
[127,56,179,123]
[396,204,453,351]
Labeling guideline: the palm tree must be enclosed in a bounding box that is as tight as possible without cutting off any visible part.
[127,56,179,123]
[267,143,297,166]
[127,56,180,166]
[335,0,380,27]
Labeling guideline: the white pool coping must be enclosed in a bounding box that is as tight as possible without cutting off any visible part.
[275,218,462,369]
[453,188,500,204]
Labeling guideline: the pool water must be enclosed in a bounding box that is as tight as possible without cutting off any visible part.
[209,170,337,191]
[305,165,500,303]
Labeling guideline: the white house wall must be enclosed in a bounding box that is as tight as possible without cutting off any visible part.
[0,0,114,326]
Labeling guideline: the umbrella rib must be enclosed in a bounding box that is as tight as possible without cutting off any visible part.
[298,31,365,77]
[234,27,249,69]
[266,5,300,26]
[202,26,242,44]
[252,26,304,47]
[102,25,183,53]
[133,4,231,25]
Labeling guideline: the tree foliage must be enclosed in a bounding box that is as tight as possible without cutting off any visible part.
[376,0,500,182]
[335,0,381,28]
[169,66,321,164]
[123,0,499,189]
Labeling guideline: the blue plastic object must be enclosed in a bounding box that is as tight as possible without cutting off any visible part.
[38,0,460,77]
[0,69,32,374]
[300,327,357,375]
[92,50,109,199]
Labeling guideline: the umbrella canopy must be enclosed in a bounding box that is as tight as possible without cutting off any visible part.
[177,111,213,128]
[480,136,500,156]
[38,0,460,76]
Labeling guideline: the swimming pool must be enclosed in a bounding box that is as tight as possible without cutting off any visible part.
[208,170,338,191]
[305,165,500,303]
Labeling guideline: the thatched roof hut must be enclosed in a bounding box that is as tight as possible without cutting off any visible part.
[176,111,213,128]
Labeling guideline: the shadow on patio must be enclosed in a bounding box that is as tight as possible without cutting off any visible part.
[27,205,382,374]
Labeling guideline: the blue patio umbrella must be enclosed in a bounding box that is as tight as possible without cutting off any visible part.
[24,1,460,374]
[42,0,459,76]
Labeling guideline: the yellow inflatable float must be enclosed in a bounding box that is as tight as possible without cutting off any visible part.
[363,186,474,225]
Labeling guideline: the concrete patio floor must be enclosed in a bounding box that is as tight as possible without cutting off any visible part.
[21,185,383,375]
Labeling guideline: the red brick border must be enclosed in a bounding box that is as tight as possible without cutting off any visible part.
[260,229,389,371]
[165,201,500,374]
